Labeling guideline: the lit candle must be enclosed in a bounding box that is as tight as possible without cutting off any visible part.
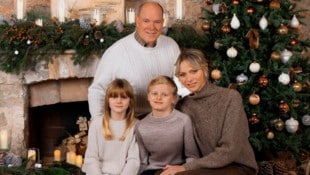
[28,149,36,161]
[75,155,83,168]
[57,0,65,22]
[66,151,76,164]
[93,9,101,26]
[35,18,43,27]
[0,129,9,150]
[176,0,183,19]
[127,8,135,24]
[16,0,24,20]
[54,149,61,161]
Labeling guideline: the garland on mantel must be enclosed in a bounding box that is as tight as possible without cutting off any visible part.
[0,17,208,74]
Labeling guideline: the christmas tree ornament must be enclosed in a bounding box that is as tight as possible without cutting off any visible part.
[290,38,298,46]
[249,93,260,105]
[100,38,104,43]
[292,80,302,92]
[230,13,240,29]
[236,73,248,85]
[247,7,255,15]
[249,113,260,125]
[26,39,31,45]
[292,99,300,108]
[290,15,300,28]
[219,2,228,13]
[274,118,285,131]
[249,61,260,73]
[232,0,240,5]
[214,41,223,49]
[278,72,290,85]
[14,50,19,55]
[285,117,299,133]
[226,46,238,58]
[221,23,231,33]
[210,68,222,80]
[277,24,288,35]
[94,31,103,40]
[266,130,274,140]
[212,4,220,14]
[301,114,310,126]
[245,29,259,49]
[270,51,281,61]
[256,0,264,3]
[201,20,210,31]
[279,101,290,113]
[83,38,90,46]
[269,0,280,9]
[205,0,214,5]
[259,15,268,30]
[280,49,293,63]
[258,76,269,87]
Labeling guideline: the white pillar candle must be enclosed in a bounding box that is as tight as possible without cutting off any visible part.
[28,149,36,161]
[35,18,43,27]
[0,129,9,150]
[54,149,61,161]
[176,0,183,20]
[16,0,24,20]
[57,0,65,22]
[93,9,101,26]
[66,151,76,164]
[127,8,135,24]
[75,155,83,167]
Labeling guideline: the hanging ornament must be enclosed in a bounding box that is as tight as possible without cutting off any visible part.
[258,76,269,87]
[280,49,293,63]
[271,51,281,61]
[290,38,298,46]
[249,93,260,105]
[285,118,299,133]
[201,20,210,31]
[230,13,240,29]
[278,72,290,85]
[232,0,240,5]
[221,23,231,33]
[266,130,275,140]
[212,4,220,15]
[277,24,288,35]
[245,28,259,49]
[257,0,264,3]
[249,113,260,125]
[211,68,222,80]
[302,114,310,126]
[290,15,300,28]
[100,38,105,43]
[226,47,238,58]
[249,61,260,73]
[269,0,280,9]
[259,15,268,30]
[26,39,31,45]
[236,73,248,85]
[279,101,290,113]
[205,0,214,5]
[14,50,19,55]
[292,80,302,92]
[247,7,255,15]
[274,118,285,131]
[214,41,223,49]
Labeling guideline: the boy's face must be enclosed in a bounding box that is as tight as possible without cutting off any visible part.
[148,84,176,113]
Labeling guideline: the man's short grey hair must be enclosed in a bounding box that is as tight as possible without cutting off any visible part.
[135,0,166,16]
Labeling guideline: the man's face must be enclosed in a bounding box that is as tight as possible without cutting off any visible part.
[135,3,164,46]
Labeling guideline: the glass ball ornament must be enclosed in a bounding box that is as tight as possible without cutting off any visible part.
[249,61,260,73]
[271,51,281,61]
[247,7,255,14]
[274,118,285,131]
[269,0,280,9]
[266,130,275,140]
[278,72,290,85]
[280,49,293,64]
[230,13,240,29]
[249,93,260,105]
[258,76,268,87]
[279,101,290,113]
[277,24,288,35]
[292,81,302,92]
[210,68,222,80]
[290,38,298,46]
[221,23,231,33]
[259,15,268,30]
[290,15,300,28]
[285,117,299,133]
[14,50,19,55]
[236,73,248,85]
[302,114,310,126]
[249,113,260,125]
[201,20,210,31]
[226,47,238,58]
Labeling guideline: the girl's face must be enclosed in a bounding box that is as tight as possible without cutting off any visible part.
[148,84,176,114]
[177,60,207,93]
[109,94,130,117]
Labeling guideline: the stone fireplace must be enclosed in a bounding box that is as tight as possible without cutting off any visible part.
[0,53,100,159]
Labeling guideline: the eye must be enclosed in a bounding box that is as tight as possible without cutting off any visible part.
[178,73,186,77]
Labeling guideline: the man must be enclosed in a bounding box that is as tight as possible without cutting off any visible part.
[88,0,180,120]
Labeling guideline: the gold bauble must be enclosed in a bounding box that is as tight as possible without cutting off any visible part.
[249,93,260,105]
[201,20,210,31]
[277,24,288,35]
[270,51,281,61]
[292,81,302,92]
[274,119,285,131]
[269,0,280,9]
[292,99,300,108]
[221,23,231,33]
[266,130,275,140]
[211,69,222,80]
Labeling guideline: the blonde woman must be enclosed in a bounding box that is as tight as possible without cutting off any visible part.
[82,79,140,175]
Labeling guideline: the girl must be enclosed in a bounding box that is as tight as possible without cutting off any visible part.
[82,78,140,175]
[135,75,199,175]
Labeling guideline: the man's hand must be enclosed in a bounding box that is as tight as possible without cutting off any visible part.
[160,165,185,175]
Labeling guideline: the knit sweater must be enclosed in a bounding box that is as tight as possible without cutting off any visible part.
[82,117,140,175]
[176,83,258,174]
[135,109,199,173]
[88,32,180,120]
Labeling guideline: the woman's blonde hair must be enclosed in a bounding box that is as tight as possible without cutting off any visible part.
[175,48,209,77]
[102,78,136,141]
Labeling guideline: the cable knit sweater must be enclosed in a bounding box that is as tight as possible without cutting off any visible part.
[82,117,140,175]
[176,83,258,174]
[88,32,180,120]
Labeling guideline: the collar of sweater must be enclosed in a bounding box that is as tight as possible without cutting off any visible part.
[188,83,222,100]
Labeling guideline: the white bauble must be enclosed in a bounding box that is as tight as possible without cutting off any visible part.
[290,15,300,28]
[226,47,238,58]
[212,4,220,15]
[236,73,248,85]
[249,61,261,73]
[278,72,290,85]
[230,13,240,29]
[259,15,268,30]
[302,114,310,126]
[281,49,293,63]
[285,117,299,133]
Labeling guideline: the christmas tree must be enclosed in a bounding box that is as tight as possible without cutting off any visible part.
[171,0,310,164]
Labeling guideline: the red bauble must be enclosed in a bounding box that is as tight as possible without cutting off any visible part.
[290,38,298,46]
[258,76,269,87]
[249,113,260,125]
[279,101,290,113]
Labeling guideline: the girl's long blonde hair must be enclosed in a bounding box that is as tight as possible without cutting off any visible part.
[102,78,136,141]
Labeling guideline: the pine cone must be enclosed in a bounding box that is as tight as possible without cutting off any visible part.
[258,161,274,175]
[273,160,289,175]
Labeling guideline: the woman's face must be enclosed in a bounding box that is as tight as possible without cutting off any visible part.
[177,60,207,93]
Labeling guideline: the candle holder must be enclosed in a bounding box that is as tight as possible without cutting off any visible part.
[126,8,135,24]
[15,0,27,20]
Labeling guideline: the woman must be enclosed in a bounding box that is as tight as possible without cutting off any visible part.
[161,49,258,175]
